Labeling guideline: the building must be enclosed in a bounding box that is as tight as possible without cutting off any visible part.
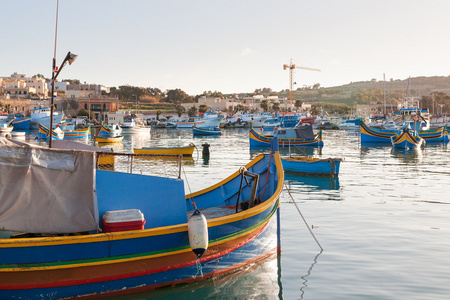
[66,84,103,99]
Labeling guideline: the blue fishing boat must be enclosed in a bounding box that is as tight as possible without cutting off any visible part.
[390,128,424,149]
[360,121,448,143]
[250,125,323,147]
[99,124,122,137]
[281,156,343,176]
[9,114,31,130]
[193,126,222,136]
[37,123,64,141]
[63,127,91,139]
[0,137,283,299]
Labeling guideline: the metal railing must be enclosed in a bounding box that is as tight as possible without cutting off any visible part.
[95,152,183,179]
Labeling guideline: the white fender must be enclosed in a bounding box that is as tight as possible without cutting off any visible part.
[188,209,208,259]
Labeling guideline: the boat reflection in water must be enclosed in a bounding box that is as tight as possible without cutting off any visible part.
[284,173,341,201]
[108,216,282,300]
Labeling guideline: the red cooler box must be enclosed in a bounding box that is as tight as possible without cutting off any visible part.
[102,209,145,233]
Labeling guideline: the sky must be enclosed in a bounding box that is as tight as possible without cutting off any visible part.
[2,0,450,95]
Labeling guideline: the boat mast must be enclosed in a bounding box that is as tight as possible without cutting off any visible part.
[48,0,59,148]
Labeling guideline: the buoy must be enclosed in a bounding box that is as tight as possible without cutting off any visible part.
[188,209,208,259]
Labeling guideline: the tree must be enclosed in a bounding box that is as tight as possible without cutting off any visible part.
[260,100,268,112]
[271,102,280,111]
[175,105,185,117]
[156,110,162,121]
[198,104,208,113]
[295,100,302,110]
[188,106,197,117]
[163,89,189,104]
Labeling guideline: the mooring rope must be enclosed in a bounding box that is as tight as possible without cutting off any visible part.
[284,182,323,251]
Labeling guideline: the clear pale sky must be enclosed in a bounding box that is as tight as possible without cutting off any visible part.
[2,0,450,95]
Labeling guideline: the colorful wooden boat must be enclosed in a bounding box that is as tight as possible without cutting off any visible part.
[95,135,124,143]
[360,121,448,143]
[63,127,90,139]
[0,137,283,299]
[390,128,424,149]
[193,126,222,136]
[281,156,343,176]
[250,128,323,147]
[37,123,64,140]
[99,124,122,137]
[134,144,196,156]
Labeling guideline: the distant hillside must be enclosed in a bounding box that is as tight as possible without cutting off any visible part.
[280,75,450,107]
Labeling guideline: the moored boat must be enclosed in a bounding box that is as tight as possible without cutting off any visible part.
[30,107,64,129]
[250,125,323,148]
[193,126,222,136]
[95,135,124,143]
[0,137,283,299]
[360,121,448,143]
[281,156,343,176]
[390,128,424,149]
[134,144,196,156]
[37,123,64,141]
[63,127,91,139]
[98,124,122,137]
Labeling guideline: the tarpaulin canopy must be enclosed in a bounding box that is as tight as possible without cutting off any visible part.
[0,138,98,234]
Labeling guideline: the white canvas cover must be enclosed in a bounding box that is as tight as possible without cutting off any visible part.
[0,137,99,233]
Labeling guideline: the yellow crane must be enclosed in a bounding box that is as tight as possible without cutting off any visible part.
[283,58,320,101]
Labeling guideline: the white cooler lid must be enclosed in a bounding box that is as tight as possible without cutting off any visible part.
[103,209,144,223]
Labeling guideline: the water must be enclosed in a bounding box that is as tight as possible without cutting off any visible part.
[9,129,450,299]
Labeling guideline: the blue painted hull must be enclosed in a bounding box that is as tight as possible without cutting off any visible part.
[11,117,31,130]
[360,121,448,143]
[0,152,284,299]
[193,126,221,135]
[250,129,323,148]
[281,157,342,176]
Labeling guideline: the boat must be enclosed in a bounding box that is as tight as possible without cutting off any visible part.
[390,127,425,149]
[37,123,64,141]
[176,111,224,129]
[9,114,31,130]
[360,121,448,143]
[193,126,222,136]
[317,121,339,130]
[98,124,122,137]
[134,144,196,156]
[121,115,151,134]
[63,127,91,139]
[30,107,64,129]
[95,135,124,143]
[250,125,323,147]
[337,118,362,130]
[0,120,13,134]
[0,136,283,299]
[281,156,343,176]
[226,112,272,128]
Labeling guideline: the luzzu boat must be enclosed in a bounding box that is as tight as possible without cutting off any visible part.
[390,128,424,149]
[99,124,122,137]
[281,156,344,176]
[134,144,196,156]
[37,123,64,141]
[193,126,222,136]
[250,125,323,147]
[63,127,91,139]
[0,137,283,299]
[360,121,448,143]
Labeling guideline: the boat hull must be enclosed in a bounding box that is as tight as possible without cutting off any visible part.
[96,136,124,143]
[0,151,283,299]
[249,128,323,147]
[391,130,424,148]
[281,156,342,176]
[11,117,31,130]
[193,126,221,135]
[63,128,90,139]
[134,145,196,156]
[360,121,448,143]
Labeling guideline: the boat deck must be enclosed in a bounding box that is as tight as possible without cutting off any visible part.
[187,206,237,219]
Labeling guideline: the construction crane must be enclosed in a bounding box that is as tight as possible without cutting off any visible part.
[283,58,320,101]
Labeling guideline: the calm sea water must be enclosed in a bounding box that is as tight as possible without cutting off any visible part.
[15,128,450,299]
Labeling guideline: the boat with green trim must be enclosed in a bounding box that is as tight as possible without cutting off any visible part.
[0,137,283,299]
